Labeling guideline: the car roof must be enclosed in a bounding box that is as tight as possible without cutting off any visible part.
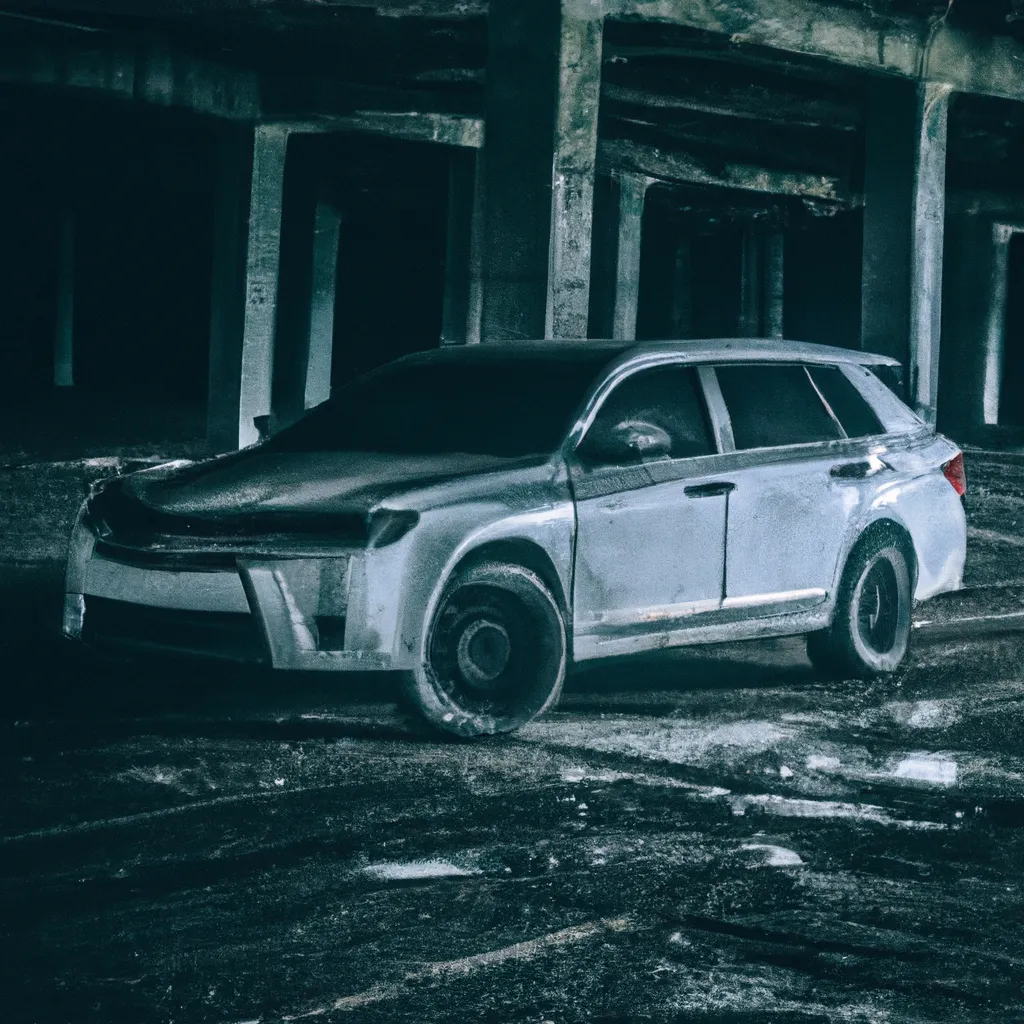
[395,338,901,369]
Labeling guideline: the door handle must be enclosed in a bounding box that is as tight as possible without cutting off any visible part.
[830,459,888,480]
[685,481,735,498]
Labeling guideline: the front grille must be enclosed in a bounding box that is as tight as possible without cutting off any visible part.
[82,597,266,664]
[93,541,238,572]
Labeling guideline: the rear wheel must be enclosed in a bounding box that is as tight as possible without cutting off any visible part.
[807,530,912,678]
[401,561,567,738]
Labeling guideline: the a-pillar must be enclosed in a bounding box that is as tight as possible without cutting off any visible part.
[861,79,951,424]
[480,0,602,340]
[208,123,290,451]
[589,172,650,340]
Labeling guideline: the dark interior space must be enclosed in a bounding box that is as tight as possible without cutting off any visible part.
[0,90,216,459]
[784,209,863,349]
[327,136,450,386]
[635,195,680,340]
[688,229,745,339]
[1000,231,1024,425]
[636,190,745,341]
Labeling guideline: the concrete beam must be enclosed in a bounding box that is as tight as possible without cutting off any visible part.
[0,33,481,143]
[602,81,860,131]
[317,112,484,148]
[599,138,853,205]
[605,0,1024,102]
[0,36,260,119]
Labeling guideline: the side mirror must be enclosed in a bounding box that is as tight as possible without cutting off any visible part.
[579,419,672,466]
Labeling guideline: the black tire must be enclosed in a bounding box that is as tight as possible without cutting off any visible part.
[400,561,567,738]
[807,529,912,678]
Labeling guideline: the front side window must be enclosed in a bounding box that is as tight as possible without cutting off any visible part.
[579,365,715,464]
[715,364,844,450]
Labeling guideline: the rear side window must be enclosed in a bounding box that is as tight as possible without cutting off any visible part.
[806,365,886,438]
[715,364,843,450]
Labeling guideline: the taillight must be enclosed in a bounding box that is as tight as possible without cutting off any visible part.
[942,451,966,497]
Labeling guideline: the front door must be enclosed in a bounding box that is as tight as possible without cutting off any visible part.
[569,364,731,660]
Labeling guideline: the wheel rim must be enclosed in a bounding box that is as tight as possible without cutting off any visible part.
[428,581,559,721]
[455,619,511,689]
[856,558,900,655]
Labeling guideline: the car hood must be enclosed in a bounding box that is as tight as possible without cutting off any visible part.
[121,448,539,517]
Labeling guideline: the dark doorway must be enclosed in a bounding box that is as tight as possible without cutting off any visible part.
[784,209,862,349]
[0,90,216,458]
[328,137,450,386]
[636,212,744,340]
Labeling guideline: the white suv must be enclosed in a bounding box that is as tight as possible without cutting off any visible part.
[64,339,967,737]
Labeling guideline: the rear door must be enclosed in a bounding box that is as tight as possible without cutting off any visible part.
[709,362,889,615]
[569,363,732,659]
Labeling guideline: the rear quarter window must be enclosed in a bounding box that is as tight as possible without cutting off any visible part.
[806,365,886,438]
[837,364,923,435]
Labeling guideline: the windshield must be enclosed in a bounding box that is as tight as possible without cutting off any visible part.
[266,349,616,457]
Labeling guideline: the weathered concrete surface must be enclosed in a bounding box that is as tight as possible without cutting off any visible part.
[607,0,1024,102]
[0,445,1022,1021]
[2,622,1024,1022]
[598,138,853,204]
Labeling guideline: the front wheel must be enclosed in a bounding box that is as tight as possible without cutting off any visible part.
[401,561,568,738]
[807,530,912,678]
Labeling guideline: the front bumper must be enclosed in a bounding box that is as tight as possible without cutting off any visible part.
[63,518,392,670]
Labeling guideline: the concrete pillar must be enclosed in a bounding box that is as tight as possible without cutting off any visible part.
[670,238,692,339]
[739,228,763,338]
[481,0,602,341]
[303,198,341,410]
[982,226,1013,426]
[861,79,951,423]
[208,123,290,451]
[441,149,484,345]
[909,84,952,425]
[589,172,649,340]
[938,213,1010,438]
[610,174,648,341]
[53,207,74,387]
[764,230,785,339]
